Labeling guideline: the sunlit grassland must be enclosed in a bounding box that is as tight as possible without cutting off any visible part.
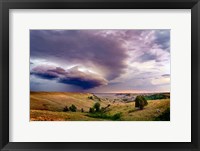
[107,99,170,121]
[30,92,170,121]
[30,92,108,112]
[30,110,106,121]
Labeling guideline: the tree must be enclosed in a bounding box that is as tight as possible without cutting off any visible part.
[135,95,148,110]
[69,104,77,112]
[63,106,69,112]
[93,102,100,112]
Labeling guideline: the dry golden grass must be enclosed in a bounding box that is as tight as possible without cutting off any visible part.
[107,99,170,121]
[30,110,105,121]
[30,92,108,112]
[30,92,170,121]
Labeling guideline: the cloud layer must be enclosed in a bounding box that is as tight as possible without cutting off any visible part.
[30,30,128,80]
[30,30,170,92]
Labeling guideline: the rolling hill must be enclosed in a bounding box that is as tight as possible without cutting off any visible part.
[30,92,170,121]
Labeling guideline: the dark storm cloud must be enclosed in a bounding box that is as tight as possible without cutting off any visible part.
[31,65,60,79]
[59,77,105,89]
[30,72,58,80]
[31,65,108,89]
[30,30,128,80]
[162,74,170,77]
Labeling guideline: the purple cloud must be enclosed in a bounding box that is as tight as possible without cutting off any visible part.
[31,65,60,79]
[30,30,170,92]
[31,65,108,89]
[30,30,128,80]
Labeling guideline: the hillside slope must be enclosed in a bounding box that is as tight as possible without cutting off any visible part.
[30,92,170,121]
[30,92,107,112]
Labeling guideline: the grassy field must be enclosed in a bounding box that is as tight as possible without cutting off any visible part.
[30,92,170,121]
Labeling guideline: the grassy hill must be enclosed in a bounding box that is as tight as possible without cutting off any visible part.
[30,92,107,112]
[30,92,170,121]
[107,99,170,121]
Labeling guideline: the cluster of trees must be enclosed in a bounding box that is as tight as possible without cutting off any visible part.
[144,93,169,100]
[63,102,103,113]
[63,104,84,112]
[89,102,101,113]
[89,102,111,113]
[88,102,121,120]
[63,96,148,115]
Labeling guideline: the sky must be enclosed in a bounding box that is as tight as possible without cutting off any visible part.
[30,30,170,93]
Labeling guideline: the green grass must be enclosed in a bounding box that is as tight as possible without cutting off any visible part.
[144,93,170,100]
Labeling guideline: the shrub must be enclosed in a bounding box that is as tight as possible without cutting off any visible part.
[63,106,69,112]
[135,95,148,110]
[89,107,95,113]
[69,104,77,112]
[93,102,100,112]
[111,113,122,120]
[88,96,93,100]
[87,112,122,121]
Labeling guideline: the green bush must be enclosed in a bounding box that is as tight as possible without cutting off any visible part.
[87,112,122,121]
[135,95,148,110]
[93,102,100,112]
[89,107,95,113]
[63,106,69,112]
[111,113,122,120]
[69,104,77,112]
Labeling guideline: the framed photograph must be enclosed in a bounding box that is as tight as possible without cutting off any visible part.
[0,0,199,150]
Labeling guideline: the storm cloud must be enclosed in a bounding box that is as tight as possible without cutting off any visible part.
[31,65,108,89]
[30,30,170,92]
[30,30,128,80]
